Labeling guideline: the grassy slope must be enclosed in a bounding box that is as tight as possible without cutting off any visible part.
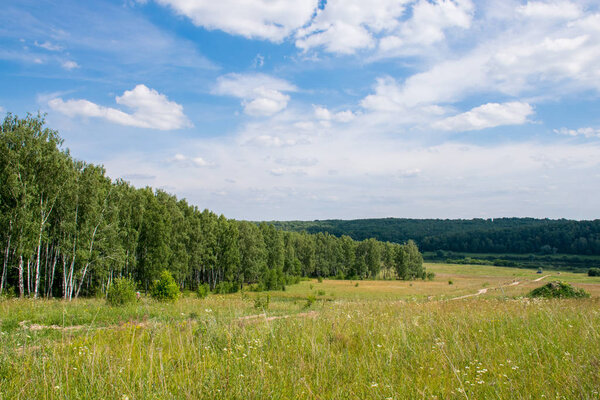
[1,265,600,399]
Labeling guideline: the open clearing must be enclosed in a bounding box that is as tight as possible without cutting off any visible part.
[1,263,600,399]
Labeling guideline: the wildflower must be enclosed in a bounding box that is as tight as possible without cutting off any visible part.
[370,382,378,388]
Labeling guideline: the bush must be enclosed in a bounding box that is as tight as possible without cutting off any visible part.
[304,295,316,308]
[317,276,323,283]
[253,294,270,309]
[448,280,453,285]
[425,272,436,281]
[106,277,137,306]
[588,268,600,277]
[213,281,239,294]
[528,281,590,299]
[150,270,180,301]
[196,283,210,299]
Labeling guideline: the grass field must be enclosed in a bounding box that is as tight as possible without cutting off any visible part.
[1,264,599,399]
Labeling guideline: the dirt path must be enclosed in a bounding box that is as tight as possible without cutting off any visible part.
[449,275,555,301]
[235,311,318,325]
[533,275,551,282]
[450,288,489,300]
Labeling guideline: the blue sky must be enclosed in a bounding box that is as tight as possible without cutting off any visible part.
[1,0,600,220]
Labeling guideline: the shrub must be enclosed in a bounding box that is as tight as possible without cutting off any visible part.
[354,282,359,287]
[150,270,180,301]
[448,280,453,285]
[196,283,210,299]
[304,295,316,308]
[317,290,326,296]
[528,281,590,299]
[213,281,239,294]
[588,268,600,277]
[254,294,270,310]
[317,276,323,283]
[425,272,436,281]
[106,277,137,306]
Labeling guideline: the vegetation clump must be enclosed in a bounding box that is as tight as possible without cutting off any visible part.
[588,268,600,277]
[196,283,210,298]
[106,277,137,306]
[150,270,180,301]
[528,281,590,299]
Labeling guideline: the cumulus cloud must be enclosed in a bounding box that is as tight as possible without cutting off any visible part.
[48,84,191,130]
[313,105,356,123]
[554,127,600,138]
[433,102,534,131]
[295,0,473,55]
[147,0,318,42]
[378,0,474,56]
[147,0,474,55]
[517,0,582,20]
[171,153,214,167]
[213,73,297,116]
[361,5,600,113]
[61,60,79,70]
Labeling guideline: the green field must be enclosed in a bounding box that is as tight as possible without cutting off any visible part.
[1,264,600,399]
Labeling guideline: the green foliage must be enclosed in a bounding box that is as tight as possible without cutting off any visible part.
[588,268,600,277]
[253,294,270,309]
[304,295,316,308]
[528,281,590,299]
[150,270,180,301]
[196,283,210,299]
[269,218,600,256]
[317,290,326,296]
[0,115,425,301]
[213,281,239,294]
[317,276,323,283]
[448,280,453,285]
[106,277,137,306]
[425,272,436,281]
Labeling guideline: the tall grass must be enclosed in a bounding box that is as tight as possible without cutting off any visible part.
[1,296,599,399]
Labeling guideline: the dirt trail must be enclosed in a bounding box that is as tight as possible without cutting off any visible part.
[533,275,551,282]
[235,311,318,325]
[450,288,489,300]
[449,274,554,301]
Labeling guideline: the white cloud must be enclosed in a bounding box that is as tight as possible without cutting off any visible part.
[378,0,474,56]
[147,0,473,55]
[213,73,297,116]
[148,0,318,42]
[244,134,308,148]
[313,105,356,123]
[170,153,213,167]
[362,6,600,112]
[61,60,79,70]
[554,127,600,138]
[433,102,534,131]
[517,0,582,20]
[48,84,191,130]
[34,40,63,51]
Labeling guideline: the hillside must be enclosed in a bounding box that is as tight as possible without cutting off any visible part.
[267,218,600,255]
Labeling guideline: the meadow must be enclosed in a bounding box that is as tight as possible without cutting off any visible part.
[1,263,600,399]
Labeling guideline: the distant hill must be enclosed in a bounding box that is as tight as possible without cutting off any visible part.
[266,218,600,255]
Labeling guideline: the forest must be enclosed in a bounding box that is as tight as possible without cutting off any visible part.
[269,217,600,256]
[0,114,425,299]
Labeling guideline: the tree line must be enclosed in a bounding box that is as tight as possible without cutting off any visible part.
[269,217,600,256]
[0,114,425,299]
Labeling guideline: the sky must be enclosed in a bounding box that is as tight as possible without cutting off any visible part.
[1,0,600,221]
